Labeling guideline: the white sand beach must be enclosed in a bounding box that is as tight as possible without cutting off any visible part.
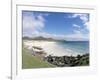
[23,40,83,56]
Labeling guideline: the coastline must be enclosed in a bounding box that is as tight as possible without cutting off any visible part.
[23,40,89,56]
[23,40,89,67]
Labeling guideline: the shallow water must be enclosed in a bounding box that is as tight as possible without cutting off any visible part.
[57,41,89,55]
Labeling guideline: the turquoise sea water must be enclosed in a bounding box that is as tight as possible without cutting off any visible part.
[57,41,89,55]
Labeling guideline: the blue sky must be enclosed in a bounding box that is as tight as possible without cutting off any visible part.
[22,11,89,41]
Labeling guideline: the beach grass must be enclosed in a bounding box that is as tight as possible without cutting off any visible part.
[22,47,56,69]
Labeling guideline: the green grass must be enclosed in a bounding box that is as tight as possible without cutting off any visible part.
[22,47,56,69]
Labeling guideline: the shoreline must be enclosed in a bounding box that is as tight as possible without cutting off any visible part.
[23,40,89,57]
[23,40,89,67]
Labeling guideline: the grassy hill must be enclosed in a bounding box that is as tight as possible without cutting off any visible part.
[22,47,56,69]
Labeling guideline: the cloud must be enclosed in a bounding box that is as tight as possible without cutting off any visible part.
[68,13,89,40]
[72,23,89,41]
[84,22,89,30]
[31,31,89,41]
[73,30,81,34]
[69,13,89,31]
[73,24,81,28]
[71,14,88,22]
[69,28,88,41]
[23,11,46,37]
[73,24,82,33]
[23,12,89,41]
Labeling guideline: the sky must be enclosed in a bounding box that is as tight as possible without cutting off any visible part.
[22,11,89,41]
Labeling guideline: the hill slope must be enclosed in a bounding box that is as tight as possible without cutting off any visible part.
[22,47,56,69]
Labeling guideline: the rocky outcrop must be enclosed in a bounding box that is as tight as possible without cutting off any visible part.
[44,54,89,67]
